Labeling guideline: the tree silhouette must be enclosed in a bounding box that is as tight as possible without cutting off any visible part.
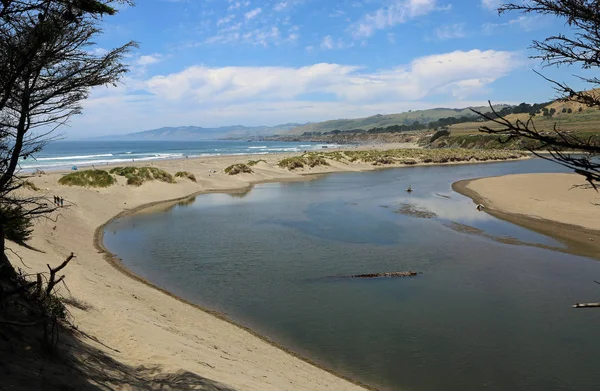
[473,0,600,188]
[0,0,135,330]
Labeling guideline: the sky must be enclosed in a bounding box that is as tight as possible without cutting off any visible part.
[67,0,586,137]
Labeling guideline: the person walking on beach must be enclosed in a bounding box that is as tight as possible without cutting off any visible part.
[60,197,64,207]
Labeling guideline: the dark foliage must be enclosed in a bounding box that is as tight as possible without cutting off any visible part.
[473,0,600,188]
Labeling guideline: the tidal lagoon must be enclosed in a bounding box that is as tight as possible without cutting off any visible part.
[104,158,600,391]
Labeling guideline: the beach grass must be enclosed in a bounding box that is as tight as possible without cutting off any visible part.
[278,156,305,170]
[278,148,527,169]
[278,153,331,170]
[58,170,116,188]
[247,159,267,166]
[175,171,197,182]
[110,166,175,186]
[224,163,253,175]
[22,179,40,191]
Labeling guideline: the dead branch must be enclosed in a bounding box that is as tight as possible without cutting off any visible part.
[45,252,74,296]
[6,247,30,268]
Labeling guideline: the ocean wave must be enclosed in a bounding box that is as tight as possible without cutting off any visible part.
[36,153,113,161]
[248,146,267,149]
[265,148,300,152]
[22,153,186,170]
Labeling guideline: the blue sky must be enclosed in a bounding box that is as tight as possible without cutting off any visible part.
[69,0,585,136]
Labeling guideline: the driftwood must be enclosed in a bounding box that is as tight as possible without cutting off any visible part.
[348,271,419,279]
[572,303,600,308]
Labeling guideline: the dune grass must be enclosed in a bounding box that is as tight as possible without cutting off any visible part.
[58,170,116,188]
[224,163,253,175]
[278,152,331,170]
[22,179,40,191]
[110,166,175,186]
[247,159,267,166]
[279,148,527,170]
[175,171,197,182]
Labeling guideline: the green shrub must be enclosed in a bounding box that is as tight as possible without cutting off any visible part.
[0,204,33,242]
[175,171,197,182]
[278,157,305,170]
[305,154,329,167]
[58,170,116,188]
[110,166,175,186]
[430,129,450,143]
[247,159,267,166]
[224,163,253,175]
[278,154,330,170]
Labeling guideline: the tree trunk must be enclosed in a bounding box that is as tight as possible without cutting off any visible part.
[0,224,17,280]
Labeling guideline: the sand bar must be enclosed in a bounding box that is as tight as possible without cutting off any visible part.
[453,173,600,259]
[7,148,528,390]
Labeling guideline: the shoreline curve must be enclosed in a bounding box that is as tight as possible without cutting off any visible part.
[93,182,379,391]
[452,176,600,260]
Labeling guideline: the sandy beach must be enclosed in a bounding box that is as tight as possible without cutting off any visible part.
[6,148,530,390]
[453,173,600,258]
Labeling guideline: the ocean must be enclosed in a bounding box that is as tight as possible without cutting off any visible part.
[20,140,337,171]
[104,158,600,391]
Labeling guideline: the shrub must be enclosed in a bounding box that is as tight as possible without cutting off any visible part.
[58,170,116,188]
[224,163,253,175]
[278,154,331,170]
[430,129,450,143]
[0,204,33,242]
[175,171,197,182]
[247,159,267,166]
[110,166,175,186]
[372,156,396,165]
[305,154,329,167]
[278,157,305,170]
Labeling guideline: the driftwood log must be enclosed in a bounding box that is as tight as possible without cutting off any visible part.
[572,303,600,308]
[348,271,419,279]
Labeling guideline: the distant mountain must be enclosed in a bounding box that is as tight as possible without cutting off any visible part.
[94,104,513,141]
[283,105,510,135]
[94,123,303,141]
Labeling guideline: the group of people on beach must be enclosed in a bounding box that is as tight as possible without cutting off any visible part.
[53,195,65,207]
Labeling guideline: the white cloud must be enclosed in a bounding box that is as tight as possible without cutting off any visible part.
[227,0,250,11]
[137,54,162,66]
[217,14,235,26]
[483,15,544,34]
[320,35,334,50]
[68,49,522,136]
[245,7,262,20]
[320,35,353,50]
[89,47,109,56]
[481,0,502,11]
[434,23,466,40]
[353,0,441,38]
[274,1,288,11]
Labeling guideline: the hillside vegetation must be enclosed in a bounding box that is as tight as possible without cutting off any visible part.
[286,105,508,135]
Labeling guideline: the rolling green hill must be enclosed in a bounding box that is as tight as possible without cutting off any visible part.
[285,105,509,135]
